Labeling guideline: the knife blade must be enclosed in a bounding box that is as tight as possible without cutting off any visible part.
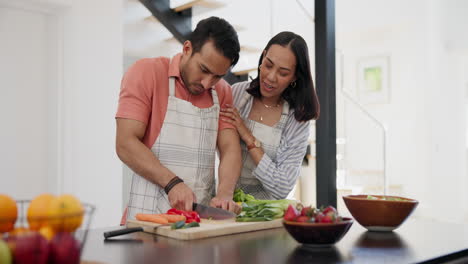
[192,203,237,220]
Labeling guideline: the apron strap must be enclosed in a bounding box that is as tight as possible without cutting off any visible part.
[168,58,176,97]
[169,77,176,97]
[276,101,290,129]
[211,88,219,106]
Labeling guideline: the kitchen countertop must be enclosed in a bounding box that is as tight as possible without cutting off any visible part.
[80,218,468,264]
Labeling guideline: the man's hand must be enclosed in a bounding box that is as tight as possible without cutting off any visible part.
[210,195,241,214]
[168,183,197,212]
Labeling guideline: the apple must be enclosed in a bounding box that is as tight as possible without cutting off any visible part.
[13,232,49,264]
[4,229,33,255]
[49,232,80,264]
[4,236,16,256]
[0,239,12,264]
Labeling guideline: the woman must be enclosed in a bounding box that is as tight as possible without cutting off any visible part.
[220,31,320,200]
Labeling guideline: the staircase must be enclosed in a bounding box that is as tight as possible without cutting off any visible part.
[126,0,259,84]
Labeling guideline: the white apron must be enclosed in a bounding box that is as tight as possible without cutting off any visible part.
[126,76,219,220]
[236,91,289,200]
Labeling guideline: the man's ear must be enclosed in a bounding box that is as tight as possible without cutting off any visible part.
[182,41,193,56]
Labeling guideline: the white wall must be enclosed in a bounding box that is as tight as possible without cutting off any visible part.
[336,0,432,197]
[0,5,53,198]
[0,0,123,228]
[59,0,123,228]
[336,0,468,222]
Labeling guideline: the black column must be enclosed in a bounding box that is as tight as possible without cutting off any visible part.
[315,0,337,208]
[223,72,249,85]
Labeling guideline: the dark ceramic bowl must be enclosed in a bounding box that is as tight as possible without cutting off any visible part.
[287,245,344,263]
[343,195,418,232]
[355,231,407,249]
[283,217,353,247]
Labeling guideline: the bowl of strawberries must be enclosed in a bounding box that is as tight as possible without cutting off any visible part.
[282,204,353,247]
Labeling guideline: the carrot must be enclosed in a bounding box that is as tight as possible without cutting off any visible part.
[135,213,169,224]
[159,214,186,223]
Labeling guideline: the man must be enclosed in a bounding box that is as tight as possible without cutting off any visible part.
[116,17,242,221]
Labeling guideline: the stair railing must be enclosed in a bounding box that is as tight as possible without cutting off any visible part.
[336,49,389,195]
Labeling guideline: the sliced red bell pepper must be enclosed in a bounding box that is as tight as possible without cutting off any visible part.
[166,209,201,223]
[167,208,183,215]
[189,211,200,223]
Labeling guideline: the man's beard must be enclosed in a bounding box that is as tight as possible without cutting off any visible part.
[180,64,203,95]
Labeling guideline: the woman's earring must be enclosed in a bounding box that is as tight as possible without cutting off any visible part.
[258,64,262,70]
[290,81,297,88]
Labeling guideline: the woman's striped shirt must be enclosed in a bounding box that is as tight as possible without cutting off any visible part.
[232,81,310,199]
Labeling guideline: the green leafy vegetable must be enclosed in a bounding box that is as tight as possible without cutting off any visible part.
[171,220,201,230]
[183,222,200,228]
[366,195,406,201]
[233,188,256,203]
[234,189,296,222]
[171,220,186,229]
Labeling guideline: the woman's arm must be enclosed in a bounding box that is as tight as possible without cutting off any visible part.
[252,118,310,199]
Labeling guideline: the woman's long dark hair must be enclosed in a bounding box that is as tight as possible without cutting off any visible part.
[246,31,320,122]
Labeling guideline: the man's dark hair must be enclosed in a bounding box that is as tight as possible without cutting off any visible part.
[189,16,240,66]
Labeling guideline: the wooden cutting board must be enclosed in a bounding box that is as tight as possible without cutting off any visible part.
[126,218,284,240]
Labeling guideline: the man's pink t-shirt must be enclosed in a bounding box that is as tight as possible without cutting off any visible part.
[116,53,234,148]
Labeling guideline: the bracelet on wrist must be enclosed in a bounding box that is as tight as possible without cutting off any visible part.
[164,176,184,195]
[247,137,262,151]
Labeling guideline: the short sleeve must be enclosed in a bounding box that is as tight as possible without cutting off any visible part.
[116,59,155,124]
[216,80,235,130]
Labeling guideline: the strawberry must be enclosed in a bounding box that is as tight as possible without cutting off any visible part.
[300,206,313,217]
[322,205,337,215]
[284,204,299,221]
[315,212,325,223]
[320,213,335,223]
[296,216,310,222]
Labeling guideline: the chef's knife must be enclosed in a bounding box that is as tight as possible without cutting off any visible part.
[104,227,143,239]
[192,203,237,220]
[103,224,171,239]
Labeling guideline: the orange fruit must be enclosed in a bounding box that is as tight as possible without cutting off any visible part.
[27,193,55,230]
[47,194,84,232]
[0,194,17,233]
[8,227,30,236]
[38,226,55,240]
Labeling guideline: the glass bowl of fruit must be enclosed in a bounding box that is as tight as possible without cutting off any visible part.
[282,204,353,247]
[342,194,418,232]
[0,193,95,264]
